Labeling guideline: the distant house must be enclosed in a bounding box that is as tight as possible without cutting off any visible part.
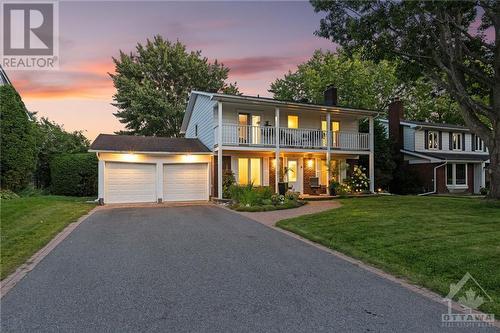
[381,100,489,194]
[90,87,377,204]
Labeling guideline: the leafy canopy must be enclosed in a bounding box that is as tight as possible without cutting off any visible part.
[111,35,239,137]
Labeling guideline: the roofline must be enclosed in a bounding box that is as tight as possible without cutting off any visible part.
[401,149,490,163]
[209,93,378,116]
[89,149,212,155]
[378,118,469,132]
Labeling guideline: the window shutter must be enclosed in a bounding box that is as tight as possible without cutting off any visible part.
[462,133,466,151]
[438,131,442,150]
[471,134,475,151]
[449,133,453,150]
[424,130,429,149]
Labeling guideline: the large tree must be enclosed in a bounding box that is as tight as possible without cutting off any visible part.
[111,35,239,137]
[310,0,500,198]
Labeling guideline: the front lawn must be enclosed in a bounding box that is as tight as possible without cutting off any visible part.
[277,196,500,316]
[1,196,96,280]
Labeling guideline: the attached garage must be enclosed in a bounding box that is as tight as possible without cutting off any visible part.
[105,162,157,204]
[89,134,212,204]
[163,163,209,201]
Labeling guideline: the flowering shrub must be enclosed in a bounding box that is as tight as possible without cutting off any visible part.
[285,191,299,201]
[271,194,285,205]
[346,165,370,193]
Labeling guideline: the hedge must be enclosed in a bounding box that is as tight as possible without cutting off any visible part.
[50,153,97,196]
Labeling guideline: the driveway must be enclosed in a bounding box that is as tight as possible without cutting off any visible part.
[1,206,496,332]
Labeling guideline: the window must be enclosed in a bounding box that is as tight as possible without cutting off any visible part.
[321,120,340,146]
[288,115,299,129]
[238,158,261,185]
[320,160,328,185]
[446,163,467,187]
[239,114,249,143]
[475,136,484,151]
[452,133,462,150]
[428,131,439,150]
[287,160,297,182]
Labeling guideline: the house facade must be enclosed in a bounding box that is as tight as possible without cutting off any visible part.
[90,87,376,204]
[382,100,489,194]
[182,87,376,198]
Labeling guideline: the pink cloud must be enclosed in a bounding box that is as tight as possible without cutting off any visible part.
[221,55,307,77]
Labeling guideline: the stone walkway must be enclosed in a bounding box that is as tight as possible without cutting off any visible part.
[233,200,341,226]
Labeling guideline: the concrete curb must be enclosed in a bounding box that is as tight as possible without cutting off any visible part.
[0,207,99,298]
[223,205,499,329]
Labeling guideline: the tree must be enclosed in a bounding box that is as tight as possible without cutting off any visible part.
[33,117,90,189]
[111,35,239,137]
[0,85,36,191]
[310,0,500,198]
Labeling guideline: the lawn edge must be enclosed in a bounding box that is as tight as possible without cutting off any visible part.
[0,206,99,298]
[270,214,499,328]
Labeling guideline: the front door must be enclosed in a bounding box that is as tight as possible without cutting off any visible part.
[287,159,301,193]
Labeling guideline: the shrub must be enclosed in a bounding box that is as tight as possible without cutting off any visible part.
[285,191,299,201]
[271,194,285,205]
[222,170,235,199]
[346,165,370,193]
[329,180,340,195]
[0,189,20,200]
[0,85,37,192]
[480,187,488,195]
[229,183,274,206]
[50,153,97,196]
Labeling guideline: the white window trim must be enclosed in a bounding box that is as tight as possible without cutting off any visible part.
[428,131,439,150]
[237,157,262,186]
[452,133,462,151]
[446,163,468,189]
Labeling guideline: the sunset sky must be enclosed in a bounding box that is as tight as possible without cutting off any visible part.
[7,1,337,140]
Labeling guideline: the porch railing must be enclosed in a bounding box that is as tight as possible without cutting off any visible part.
[219,124,370,150]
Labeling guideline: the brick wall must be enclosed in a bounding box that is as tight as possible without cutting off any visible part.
[408,162,475,194]
[302,158,326,195]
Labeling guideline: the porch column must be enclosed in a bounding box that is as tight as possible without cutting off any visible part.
[275,107,280,192]
[369,116,375,193]
[217,101,223,199]
[98,156,104,205]
[326,112,331,194]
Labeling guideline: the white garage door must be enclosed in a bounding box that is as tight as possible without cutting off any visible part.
[163,163,209,201]
[105,162,156,203]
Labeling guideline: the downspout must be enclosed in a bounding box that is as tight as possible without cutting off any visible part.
[418,162,447,196]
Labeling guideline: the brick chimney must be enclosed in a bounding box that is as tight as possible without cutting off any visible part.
[324,85,337,106]
[388,98,404,150]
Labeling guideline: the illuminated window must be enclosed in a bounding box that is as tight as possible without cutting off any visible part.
[320,160,328,185]
[287,160,297,182]
[288,115,299,129]
[238,158,261,185]
[321,120,340,132]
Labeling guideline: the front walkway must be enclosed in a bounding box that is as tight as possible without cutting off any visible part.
[232,200,340,226]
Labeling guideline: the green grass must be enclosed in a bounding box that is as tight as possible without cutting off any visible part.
[277,196,500,316]
[1,196,96,279]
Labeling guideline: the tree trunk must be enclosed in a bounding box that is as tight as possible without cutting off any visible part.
[488,143,500,199]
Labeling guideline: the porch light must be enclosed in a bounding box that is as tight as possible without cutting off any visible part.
[307,159,314,168]
[122,153,137,162]
[271,158,276,168]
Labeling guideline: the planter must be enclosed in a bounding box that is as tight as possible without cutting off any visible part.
[278,182,288,195]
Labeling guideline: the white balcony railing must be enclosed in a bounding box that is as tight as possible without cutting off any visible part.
[219,124,370,150]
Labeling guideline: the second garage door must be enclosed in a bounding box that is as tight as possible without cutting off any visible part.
[163,163,209,201]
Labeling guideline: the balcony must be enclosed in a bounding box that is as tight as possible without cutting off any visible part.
[217,124,370,151]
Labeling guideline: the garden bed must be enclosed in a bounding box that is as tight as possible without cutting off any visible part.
[231,200,306,212]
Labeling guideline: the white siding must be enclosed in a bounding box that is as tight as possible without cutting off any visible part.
[442,132,450,150]
[185,95,216,149]
[415,130,425,151]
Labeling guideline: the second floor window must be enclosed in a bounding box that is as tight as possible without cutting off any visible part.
[452,133,462,150]
[428,131,439,150]
[288,115,299,129]
[475,136,484,151]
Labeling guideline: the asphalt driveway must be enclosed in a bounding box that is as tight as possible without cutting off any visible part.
[1,206,497,332]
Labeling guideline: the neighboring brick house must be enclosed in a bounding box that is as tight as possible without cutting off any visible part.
[381,100,490,194]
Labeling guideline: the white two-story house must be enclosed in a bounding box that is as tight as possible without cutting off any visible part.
[90,87,376,204]
[381,100,490,194]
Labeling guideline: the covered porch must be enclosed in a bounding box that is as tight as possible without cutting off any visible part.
[213,149,371,197]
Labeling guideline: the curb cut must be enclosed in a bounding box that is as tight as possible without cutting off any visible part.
[0,207,99,298]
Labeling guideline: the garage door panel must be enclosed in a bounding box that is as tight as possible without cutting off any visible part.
[163,164,208,201]
[105,163,156,203]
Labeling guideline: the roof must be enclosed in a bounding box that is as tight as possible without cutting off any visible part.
[181,91,379,132]
[379,118,469,131]
[401,149,489,162]
[0,65,11,85]
[89,134,211,154]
